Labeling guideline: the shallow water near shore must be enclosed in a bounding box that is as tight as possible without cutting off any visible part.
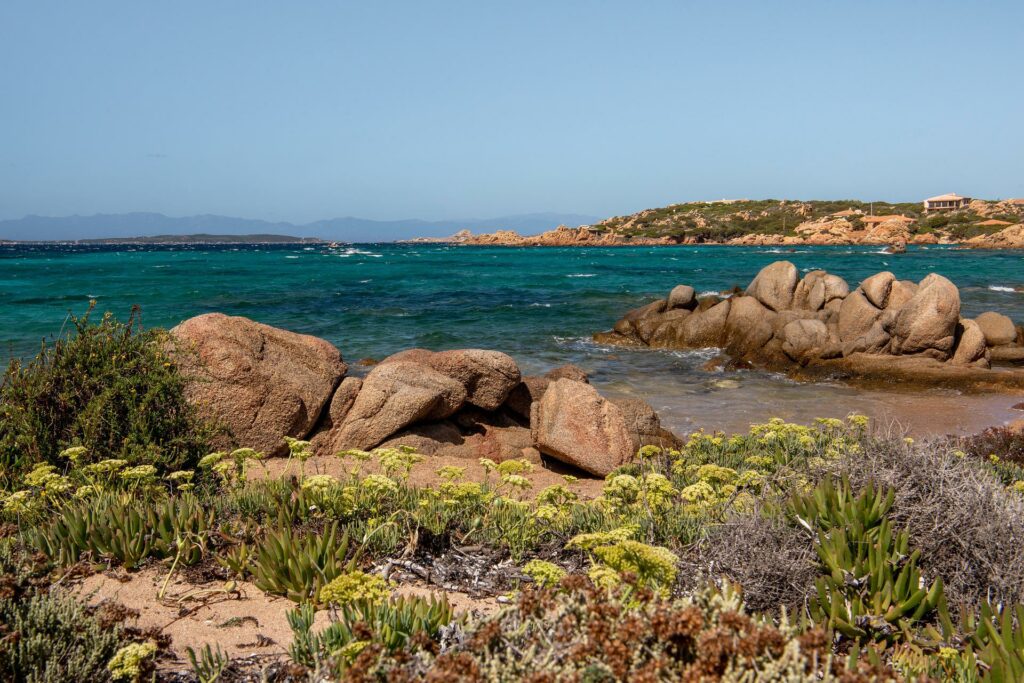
[2,242,1023,435]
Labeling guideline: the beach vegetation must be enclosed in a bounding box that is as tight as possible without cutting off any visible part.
[5,412,1024,679]
[0,305,217,483]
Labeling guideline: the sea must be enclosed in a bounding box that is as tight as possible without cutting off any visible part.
[2,242,1023,436]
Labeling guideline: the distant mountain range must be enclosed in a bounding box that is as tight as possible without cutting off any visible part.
[0,212,600,243]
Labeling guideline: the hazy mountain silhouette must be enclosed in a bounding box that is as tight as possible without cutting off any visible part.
[0,212,600,243]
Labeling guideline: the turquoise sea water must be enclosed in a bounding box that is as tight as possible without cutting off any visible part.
[2,243,1023,435]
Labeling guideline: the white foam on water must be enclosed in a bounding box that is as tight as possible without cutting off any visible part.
[989,285,1016,292]
[285,255,300,259]
[567,273,596,278]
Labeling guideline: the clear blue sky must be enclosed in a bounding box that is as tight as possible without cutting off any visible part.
[1,0,1022,224]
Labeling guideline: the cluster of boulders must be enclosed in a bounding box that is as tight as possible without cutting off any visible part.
[170,313,678,476]
[595,261,1024,385]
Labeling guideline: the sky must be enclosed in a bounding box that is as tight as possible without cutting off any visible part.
[1,0,1022,229]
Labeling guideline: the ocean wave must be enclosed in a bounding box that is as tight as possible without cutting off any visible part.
[285,255,300,259]
[529,303,553,307]
[698,290,720,297]
[567,273,596,278]
[989,285,1017,293]
[666,347,719,361]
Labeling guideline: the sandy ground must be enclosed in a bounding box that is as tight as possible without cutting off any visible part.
[76,568,500,667]
[255,451,608,500]
[69,453,597,668]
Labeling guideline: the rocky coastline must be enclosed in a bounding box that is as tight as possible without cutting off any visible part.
[412,198,1024,249]
[170,314,679,477]
[595,261,1024,392]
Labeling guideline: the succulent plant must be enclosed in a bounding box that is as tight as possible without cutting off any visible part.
[288,593,455,669]
[251,521,351,603]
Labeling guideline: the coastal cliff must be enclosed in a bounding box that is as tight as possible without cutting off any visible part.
[414,198,1024,248]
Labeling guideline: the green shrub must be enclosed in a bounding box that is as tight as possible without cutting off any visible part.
[0,590,129,683]
[0,305,216,482]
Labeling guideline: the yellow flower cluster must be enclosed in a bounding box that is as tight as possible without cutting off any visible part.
[318,570,391,606]
[522,559,566,588]
[107,641,157,682]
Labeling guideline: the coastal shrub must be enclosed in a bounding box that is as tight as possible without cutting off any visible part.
[833,435,1024,617]
[794,478,948,646]
[0,305,216,483]
[349,578,895,681]
[679,505,819,614]
[0,589,134,683]
[958,426,1024,472]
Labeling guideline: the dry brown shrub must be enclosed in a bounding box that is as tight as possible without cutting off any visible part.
[832,434,1024,618]
[677,506,819,615]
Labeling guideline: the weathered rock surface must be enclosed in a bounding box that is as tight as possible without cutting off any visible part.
[171,313,347,456]
[333,361,468,450]
[887,280,919,311]
[746,261,798,312]
[531,379,635,476]
[951,319,989,367]
[595,260,1024,389]
[683,299,731,347]
[889,274,959,358]
[838,291,882,343]
[382,348,520,410]
[667,285,697,310]
[781,319,830,362]
[310,376,363,453]
[976,311,1018,347]
[860,271,895,308]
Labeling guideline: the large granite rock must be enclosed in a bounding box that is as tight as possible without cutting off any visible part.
[171,313,347,456]
[976,311,1018,347]
[951,319,989,367]
[781,319,830,362]
[531,379,635,476]
[860,271,895,308]
[382,348,520,411]
[504,364,589,421]
[725,296,776,357]
[746,261,799,312]
[793,271,849,311]
[333,361,467,450]
[890,274,960,358]
[667,285,697,310]
[837,290,882,343]
[309,376,363,454]
[682,299,732,347]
